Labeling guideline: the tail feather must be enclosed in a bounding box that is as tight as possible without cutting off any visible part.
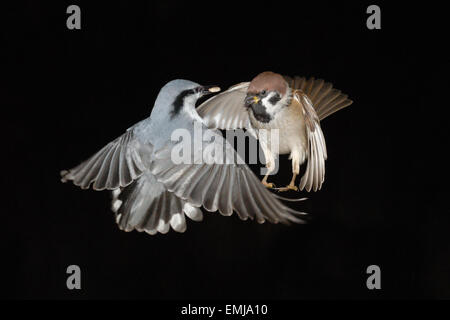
[112,172,203,235]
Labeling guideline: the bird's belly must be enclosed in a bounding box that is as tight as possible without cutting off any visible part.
[278,131,296,154]
[254,109,307,156]
[276,125,307,155]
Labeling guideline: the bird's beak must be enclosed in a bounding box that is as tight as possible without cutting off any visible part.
[199,85,221,96]
[245,94,260,107]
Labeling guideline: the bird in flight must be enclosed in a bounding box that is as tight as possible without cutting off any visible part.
[61,79,307,235]
[197,71,353,192]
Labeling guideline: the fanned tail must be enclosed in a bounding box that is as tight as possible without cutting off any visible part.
[112,172,203,235]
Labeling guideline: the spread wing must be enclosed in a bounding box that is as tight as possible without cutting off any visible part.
[284,76,353,121]
[60,129,152,190]
[197,82,252,131]
[148,130,307,225]
[61,126,307,232]
[197,76,353,130]
[294,91,328,192]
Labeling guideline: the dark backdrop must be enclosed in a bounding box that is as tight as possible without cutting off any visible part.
[2,1,449,299]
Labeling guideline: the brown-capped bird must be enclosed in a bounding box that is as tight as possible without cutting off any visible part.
[197,71,352,192]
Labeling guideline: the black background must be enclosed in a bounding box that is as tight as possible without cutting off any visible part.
[2,1,449,300]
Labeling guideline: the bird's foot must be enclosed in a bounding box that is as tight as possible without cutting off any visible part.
[274,184,298,192]
[262,181,276,189]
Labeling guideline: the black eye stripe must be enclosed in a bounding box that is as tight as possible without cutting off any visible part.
[171,89,196,117]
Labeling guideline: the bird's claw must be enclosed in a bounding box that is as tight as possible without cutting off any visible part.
[274,184,299,192]
[262,181,276,189]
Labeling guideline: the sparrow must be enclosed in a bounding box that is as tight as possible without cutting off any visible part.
[197,71,353,192]
[61,79,306,235]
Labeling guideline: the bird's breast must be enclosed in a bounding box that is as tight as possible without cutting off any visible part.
[251,102,308,155]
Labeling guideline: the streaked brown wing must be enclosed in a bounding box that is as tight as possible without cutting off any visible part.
[284,75,353,121]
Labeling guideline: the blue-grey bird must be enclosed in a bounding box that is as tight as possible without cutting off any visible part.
[61,80,307,235]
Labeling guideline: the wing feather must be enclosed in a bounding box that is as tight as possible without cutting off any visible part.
[233,172,250,221]
[218,166,234,216]
[61,129,150,190]
[77,147,110,189]
[197,82,252,131]
[284,76,353,121]
[148,131,307,225]
[93,144,116,190]
[295,91,328,192]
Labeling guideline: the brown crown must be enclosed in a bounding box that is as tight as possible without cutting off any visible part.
[247,71,287,96]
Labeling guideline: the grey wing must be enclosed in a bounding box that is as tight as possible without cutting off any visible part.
[148,131,307,225]
[197,82,253,131]
[60,129,152,190]
[284,75,353,121]
[294,91,328,192]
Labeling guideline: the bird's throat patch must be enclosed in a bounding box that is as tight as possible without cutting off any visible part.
[251,102,272,123]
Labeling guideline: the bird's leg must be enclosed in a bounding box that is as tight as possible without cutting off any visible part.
[261,160,276,189]
[262,174,275,188]
[259,134,276,188]
[275,151,300,192]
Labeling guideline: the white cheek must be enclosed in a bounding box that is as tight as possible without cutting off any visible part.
[262,95,280,114]
[184,93,204,122]
[184,93,200,106]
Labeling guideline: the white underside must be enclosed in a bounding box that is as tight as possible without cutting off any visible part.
[250,104,308,166]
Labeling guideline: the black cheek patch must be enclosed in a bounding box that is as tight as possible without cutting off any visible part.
[251,102,272,123]
[269,93,281,105]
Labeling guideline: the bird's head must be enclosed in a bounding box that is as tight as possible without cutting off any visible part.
[155,80,220,118]
[245,71,291,123]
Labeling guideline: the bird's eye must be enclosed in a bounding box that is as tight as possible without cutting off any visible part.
[260,90,267,95]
